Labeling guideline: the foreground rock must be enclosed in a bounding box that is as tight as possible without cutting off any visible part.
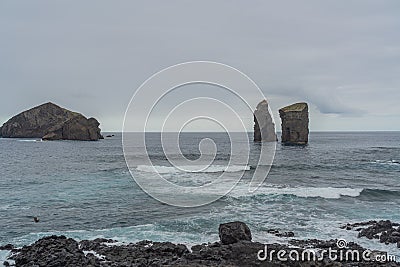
[342,220,400,246]
[5,222,399,267]
[219,221,252,244]
[253,100,277,142]
[10,235,98,266]
[0,102,103,141]
[279,102,309,145]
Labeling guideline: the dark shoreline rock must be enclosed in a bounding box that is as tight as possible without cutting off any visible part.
[4,222,399,267]
[279,102,309,145]
[219,221,252,244]
[0,102,103,141]
[0,244,14,251]
[343,220,400,245]
[267,229,295,238]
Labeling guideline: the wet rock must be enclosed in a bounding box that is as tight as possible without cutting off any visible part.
[0,244,14,250]
[10,235,99,267]
[267,229,295,237]
[266,229,280,235]
[253,100,277,142]
[340,220,378,230]
[276,231,295,238]
[0,102,103,141]
[392,231,400,237]
[218,221,252,244]
[358,220,393,239]
[279,102,309,145]
[6,222,400,267]
[345,220,400,245]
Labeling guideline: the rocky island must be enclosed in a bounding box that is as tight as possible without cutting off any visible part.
[0,102,103,141]
[279,102,309,145]
[253,100,277,142]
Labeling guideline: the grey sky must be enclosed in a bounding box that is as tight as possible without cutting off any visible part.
[1,1,399,131]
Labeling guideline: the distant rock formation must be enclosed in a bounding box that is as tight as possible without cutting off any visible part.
[253,100,277,142]
[279,102,309,145]
[0,102,103,141]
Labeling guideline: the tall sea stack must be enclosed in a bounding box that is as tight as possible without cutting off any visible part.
[254,100,277,142]
[279,102,309,145]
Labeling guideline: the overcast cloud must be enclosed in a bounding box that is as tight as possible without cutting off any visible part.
[0,1,399,131]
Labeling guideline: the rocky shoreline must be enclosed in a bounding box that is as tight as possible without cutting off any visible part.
[342,220,400,247]
[2,221,400,267]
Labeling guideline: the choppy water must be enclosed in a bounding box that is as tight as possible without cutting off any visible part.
[1,132,400,260]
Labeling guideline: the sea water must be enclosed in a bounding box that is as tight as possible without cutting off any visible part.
[0,132,399,260]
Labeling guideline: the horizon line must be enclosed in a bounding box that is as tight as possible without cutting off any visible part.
[105,130,400,133]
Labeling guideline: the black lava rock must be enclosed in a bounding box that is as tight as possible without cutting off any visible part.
[218,221,252,245]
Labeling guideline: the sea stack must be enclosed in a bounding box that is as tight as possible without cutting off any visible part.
[279,102,309,145]
[0,102,103,141]
[253,100,277,142]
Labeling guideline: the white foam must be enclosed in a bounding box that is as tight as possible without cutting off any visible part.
[83,250,106,260]
[14,223,215,250]
[230,186,363,199]
[0,250,12,265]
[274,187,363,199]
[103,241,125,247]
[136,164,250,174]
[372,160,400,166]
[0,204,30,211]
[0,205,10,211]
[144,242,153,248]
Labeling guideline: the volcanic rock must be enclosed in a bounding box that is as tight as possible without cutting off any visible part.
[6,222,400,266]
[279,102,309,145]
[0,244,14,250]
[253,100,277,142]
[344,220,400,245]
[11,235,99,267]
[219,221,252,244]
[0,102,103,141]
[8,234,398,266]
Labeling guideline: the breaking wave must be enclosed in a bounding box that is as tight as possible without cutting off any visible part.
[136,164,250,174]
[230,186,363,199]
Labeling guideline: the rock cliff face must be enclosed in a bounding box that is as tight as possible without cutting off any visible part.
[0,102,103,141]
[253,100,277,142]
[279,102,309,145]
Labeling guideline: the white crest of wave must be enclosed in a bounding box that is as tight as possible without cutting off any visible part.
[372,160,399,165]
[230,186,363,199]
[270,187,363,199]
[136,165,250,174]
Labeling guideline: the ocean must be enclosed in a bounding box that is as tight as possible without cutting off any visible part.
[1,132,400,261]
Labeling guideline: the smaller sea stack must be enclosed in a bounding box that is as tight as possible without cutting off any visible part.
[253,100,277,142]
[279,102,309,145]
